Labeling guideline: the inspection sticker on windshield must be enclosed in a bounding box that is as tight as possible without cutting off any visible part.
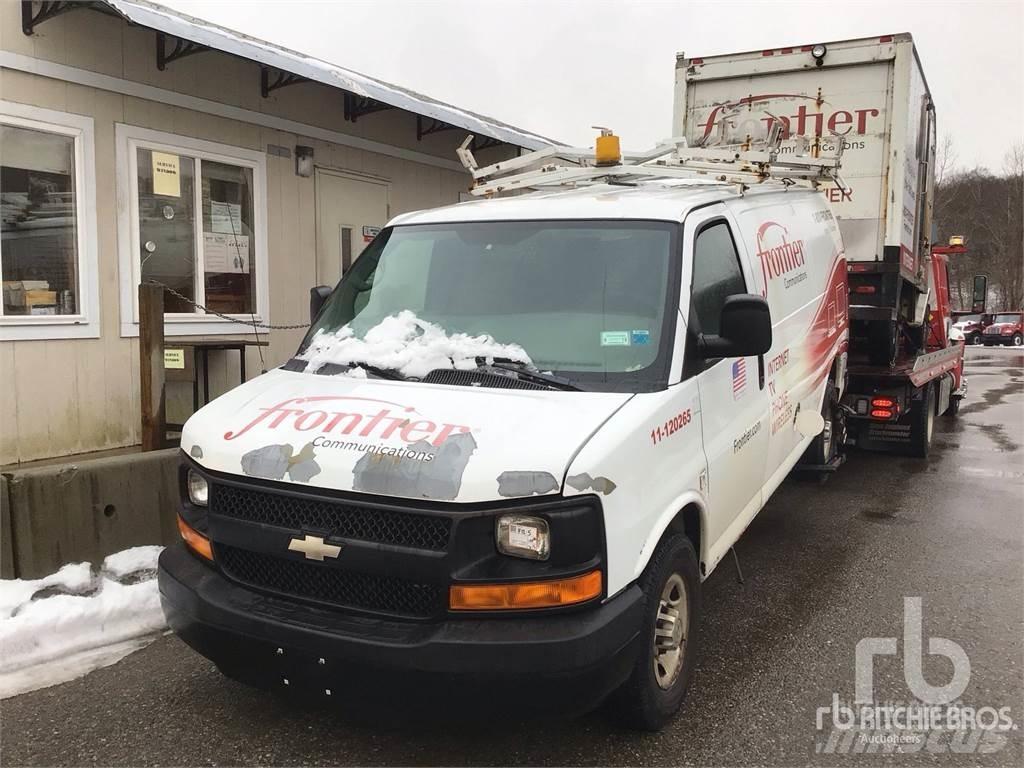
[601,331,631,346]
[631,330,650,345]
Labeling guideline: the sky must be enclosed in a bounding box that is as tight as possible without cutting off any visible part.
[157,0,1023,173]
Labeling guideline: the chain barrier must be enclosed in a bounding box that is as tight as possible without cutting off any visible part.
[143,280,310,330]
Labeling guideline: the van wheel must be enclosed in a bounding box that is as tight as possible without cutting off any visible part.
[805,374,840,466]
[909,383,936,458]
[868,320,898,367]
[612,534,700,731]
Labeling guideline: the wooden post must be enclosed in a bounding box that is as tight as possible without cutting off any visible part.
[139,283,166,451]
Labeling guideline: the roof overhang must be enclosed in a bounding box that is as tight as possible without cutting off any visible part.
[23,0,558,151]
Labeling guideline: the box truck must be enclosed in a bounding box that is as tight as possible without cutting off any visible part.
[674,34,965,455]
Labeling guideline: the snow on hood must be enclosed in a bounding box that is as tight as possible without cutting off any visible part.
[298,311,531,379]
[182,367,632,504]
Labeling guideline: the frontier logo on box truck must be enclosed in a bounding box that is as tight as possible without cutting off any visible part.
[698,93,881,141]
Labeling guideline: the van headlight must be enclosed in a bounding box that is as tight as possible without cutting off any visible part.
[187,469,209,506]
[496,514,550,560]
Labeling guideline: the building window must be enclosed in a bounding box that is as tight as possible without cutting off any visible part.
[0,102,99,340]
[117,125,268,337]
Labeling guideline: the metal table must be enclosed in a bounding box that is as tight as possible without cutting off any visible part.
[166,339,269,432]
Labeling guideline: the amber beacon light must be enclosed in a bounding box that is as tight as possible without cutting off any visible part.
[593,126,621,167]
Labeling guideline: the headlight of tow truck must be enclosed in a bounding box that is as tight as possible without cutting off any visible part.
[187,469,209,506]
[496,514,550,560]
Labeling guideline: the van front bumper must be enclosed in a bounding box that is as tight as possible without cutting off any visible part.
[158,545,644,714]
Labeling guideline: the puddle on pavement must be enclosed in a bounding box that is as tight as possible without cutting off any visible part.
[860,508,916,525]
[957,377,1024,418]
[956,465,1024,480]
[964,353,1024,368]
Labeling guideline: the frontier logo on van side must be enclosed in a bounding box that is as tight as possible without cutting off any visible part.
[755,221,807,296]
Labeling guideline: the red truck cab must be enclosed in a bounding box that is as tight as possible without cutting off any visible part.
[983,311,1024,346]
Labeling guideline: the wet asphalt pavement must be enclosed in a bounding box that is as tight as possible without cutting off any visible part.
[3,346,1022,767]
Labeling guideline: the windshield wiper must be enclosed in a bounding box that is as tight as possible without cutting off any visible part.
[284,358,406,381]
[479,357,582,391]
[320,362,405,380]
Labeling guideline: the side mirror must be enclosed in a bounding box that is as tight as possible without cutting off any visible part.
[309,285,331,324]
[971,274,987,314]
[698,294,773,358]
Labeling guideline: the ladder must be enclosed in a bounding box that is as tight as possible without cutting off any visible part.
[458,127,848,198]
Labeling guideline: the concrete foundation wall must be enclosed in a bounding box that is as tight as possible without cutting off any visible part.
[3,448,180,579]
[1,475,13,579]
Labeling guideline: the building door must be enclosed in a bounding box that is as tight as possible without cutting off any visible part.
[315,169,389,287]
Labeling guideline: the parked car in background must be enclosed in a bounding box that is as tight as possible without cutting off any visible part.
[983,312,1024,346]
[952,313,991,345]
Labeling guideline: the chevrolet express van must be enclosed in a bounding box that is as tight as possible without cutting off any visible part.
[159,179,848,730]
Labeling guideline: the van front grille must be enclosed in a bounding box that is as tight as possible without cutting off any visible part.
[216,544,444,619]
[211,484,452,551]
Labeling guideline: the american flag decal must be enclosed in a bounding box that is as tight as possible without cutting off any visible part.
[732,358,747,399]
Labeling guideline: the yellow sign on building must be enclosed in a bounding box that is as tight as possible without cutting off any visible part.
[152,151,181,197]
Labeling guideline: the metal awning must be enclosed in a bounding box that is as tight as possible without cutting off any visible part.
[86,0,557,150]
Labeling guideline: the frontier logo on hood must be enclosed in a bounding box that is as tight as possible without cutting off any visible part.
[756,221,807,296]
[224,396,472,447]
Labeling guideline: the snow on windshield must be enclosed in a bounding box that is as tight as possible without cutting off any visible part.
[298,310,531,379]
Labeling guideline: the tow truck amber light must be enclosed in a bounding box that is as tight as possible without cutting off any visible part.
[177,515,213,561]
[449,570,602,611]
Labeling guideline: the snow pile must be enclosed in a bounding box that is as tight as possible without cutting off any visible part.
[0,546,167,698]
[101,545,164,581]
[299,310,531,379]
[0,562,93,620]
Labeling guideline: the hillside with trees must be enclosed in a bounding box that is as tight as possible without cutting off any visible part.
[934,142,1023,311]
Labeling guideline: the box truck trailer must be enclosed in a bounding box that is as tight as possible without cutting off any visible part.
[674,34,965,456]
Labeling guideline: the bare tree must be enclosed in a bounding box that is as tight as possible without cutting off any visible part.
[936,133,958,186]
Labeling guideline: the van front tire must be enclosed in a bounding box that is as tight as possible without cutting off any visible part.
[612,533,700,731]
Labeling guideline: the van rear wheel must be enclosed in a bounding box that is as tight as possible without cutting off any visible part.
[805,373,841,466]
[612,533,700,731]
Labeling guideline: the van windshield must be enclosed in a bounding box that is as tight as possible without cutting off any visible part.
[297,221,680,392]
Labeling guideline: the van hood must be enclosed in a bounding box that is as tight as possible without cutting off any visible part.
[181,367,632,504]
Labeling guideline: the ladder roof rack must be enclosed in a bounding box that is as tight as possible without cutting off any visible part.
[457,129,847,198]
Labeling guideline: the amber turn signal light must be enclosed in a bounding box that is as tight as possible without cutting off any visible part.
[449,570,602,610]
[177,515,214,561]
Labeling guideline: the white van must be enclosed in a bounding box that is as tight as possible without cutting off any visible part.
[160,151,849,730]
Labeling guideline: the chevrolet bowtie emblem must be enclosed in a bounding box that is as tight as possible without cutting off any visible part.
[288,535,342,561]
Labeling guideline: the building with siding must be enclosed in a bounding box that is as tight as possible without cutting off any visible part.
[1,0,553,465]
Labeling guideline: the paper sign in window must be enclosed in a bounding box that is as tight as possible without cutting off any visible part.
[210,201,243,234]
[203,232,250,274]
[151,152,181,197]
[164,349,185,369]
